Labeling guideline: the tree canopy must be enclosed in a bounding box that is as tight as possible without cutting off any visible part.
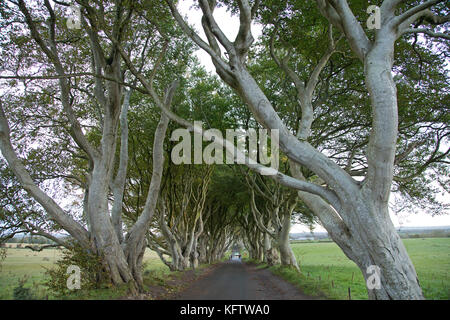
[0,0,448,299]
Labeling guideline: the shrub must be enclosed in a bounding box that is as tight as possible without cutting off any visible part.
[13,276,36,300]
[44,242,108,297]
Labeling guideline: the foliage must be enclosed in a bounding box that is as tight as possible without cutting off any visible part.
[250,0,449,215]
[43,243,108,297]
[0,0,448,299]
[12,276,36,300]
[0,247,168,299]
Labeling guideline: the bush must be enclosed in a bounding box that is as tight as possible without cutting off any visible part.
[44,242,108,297]
[13,276,36,300]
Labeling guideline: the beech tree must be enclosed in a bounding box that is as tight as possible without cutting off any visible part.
[148,164,212,270]
[160,0,449,299]
[0,0,448,300]
[245,171,299,270]
[0,0,189,292]
[199,167,247,263]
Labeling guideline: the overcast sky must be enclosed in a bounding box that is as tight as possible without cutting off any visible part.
[178,1,450,233]
[178,1,262,73]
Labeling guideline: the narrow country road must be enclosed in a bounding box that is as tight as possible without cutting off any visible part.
[174,260,314,300]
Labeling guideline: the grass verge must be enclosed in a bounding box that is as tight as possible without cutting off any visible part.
[245,238,450,300]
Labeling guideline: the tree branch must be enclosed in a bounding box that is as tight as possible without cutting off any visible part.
[393,0,445,27]
[401,27,450,39]
[165,0,232,74]
[316,0,370,61]
[0,101,90,248]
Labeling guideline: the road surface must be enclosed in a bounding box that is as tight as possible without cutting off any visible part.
[174,260,314,300]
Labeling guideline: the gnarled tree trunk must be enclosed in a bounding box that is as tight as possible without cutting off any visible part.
[277,211,299,270]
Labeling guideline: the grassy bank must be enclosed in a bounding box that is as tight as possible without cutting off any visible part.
[267,238,449,300]
[0,246,170,299]
[2,238,448,300]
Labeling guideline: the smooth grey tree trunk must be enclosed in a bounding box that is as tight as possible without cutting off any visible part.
[160,0,438,299]
[277,211,300,271]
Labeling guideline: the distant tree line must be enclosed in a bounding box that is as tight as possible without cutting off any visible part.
[4,235,60,245]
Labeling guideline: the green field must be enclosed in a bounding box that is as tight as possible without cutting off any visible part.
[1,238,449,299]
[0,246,170,300]
[269,238,450,300]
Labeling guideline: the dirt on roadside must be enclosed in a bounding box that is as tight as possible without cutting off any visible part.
[120,263,221,300]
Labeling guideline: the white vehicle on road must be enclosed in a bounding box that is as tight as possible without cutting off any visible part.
[230,252,241,261]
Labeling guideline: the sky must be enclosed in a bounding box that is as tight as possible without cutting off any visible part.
[178,1,262,73]
[178,1,450,233]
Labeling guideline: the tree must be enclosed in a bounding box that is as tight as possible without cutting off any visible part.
[161,0,449,299]
[0,0,188,292]
[149,163,212,271]
[245,170,299,270]
[200,167,247,263]
[0,0,447,300]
